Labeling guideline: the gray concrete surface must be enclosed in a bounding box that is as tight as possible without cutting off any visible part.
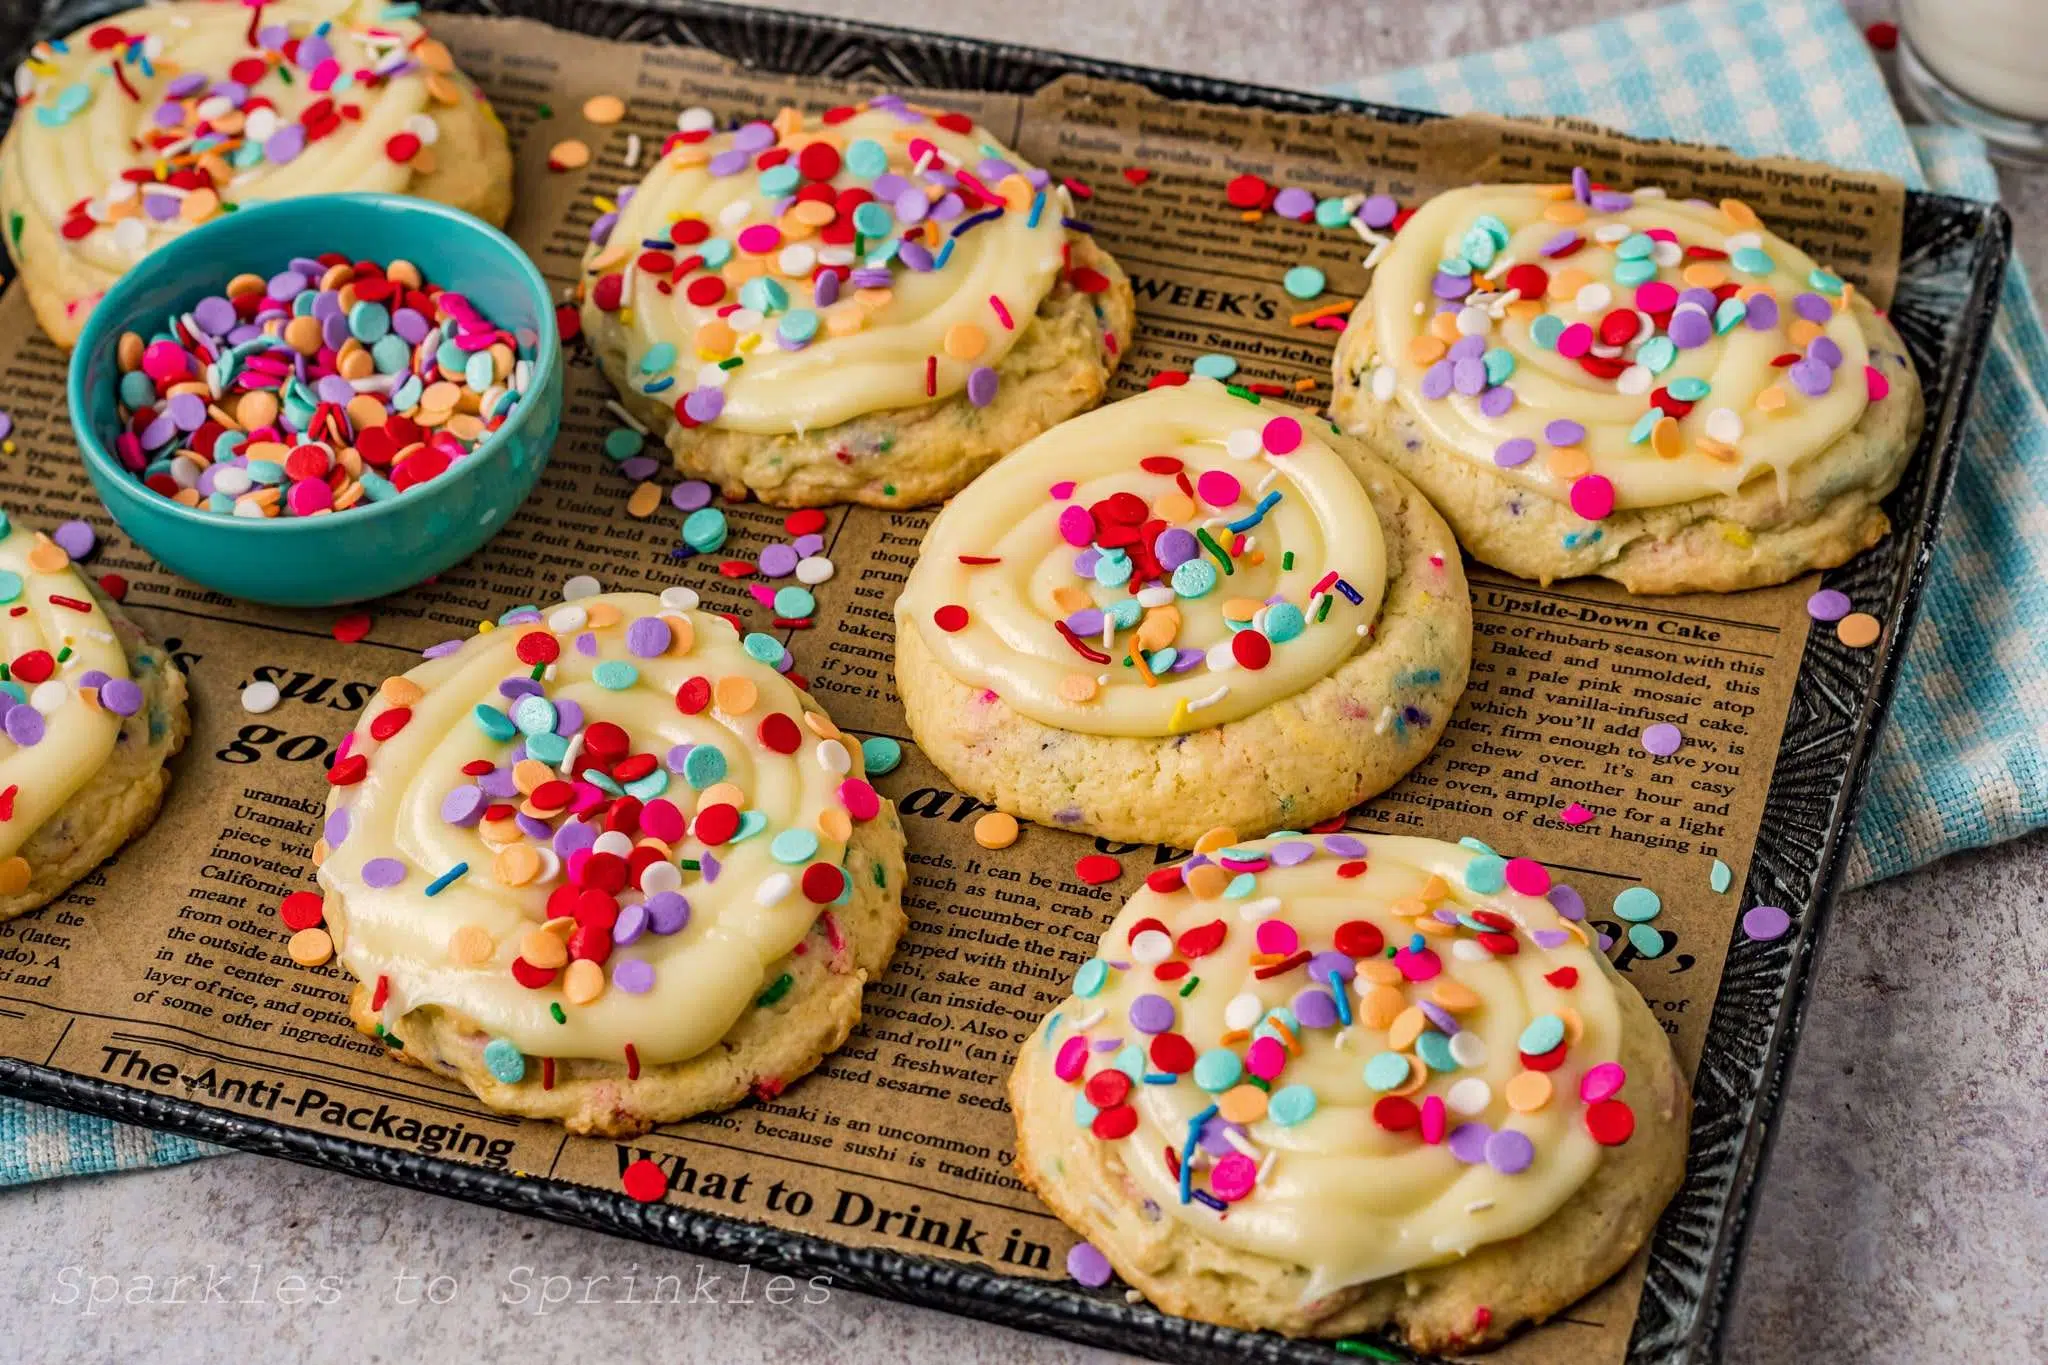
[7,1,2047,1361]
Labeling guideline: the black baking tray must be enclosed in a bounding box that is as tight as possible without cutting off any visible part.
[0,1,2012,1361]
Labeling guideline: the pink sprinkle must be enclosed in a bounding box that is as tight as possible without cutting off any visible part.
[1569,474,1615,521]
[1262,415,1303,455]
[1049,480,1077,500]
[837,778,881,821]
[1208,1153,1257,1202]
[1634,280,1678,313]
[736,223,783,254]
[1054,1035,1088,1082]
[1560,802,1595,826]
[989,294,1014,330]
[1419,1093,1446,1145]
[747,583,777,608]
[1580,1062,1627,1103]
[1394,945,1441,981]
[1245,1035,1286,1080]
[1503,857,1551,896]
[1057,504,1096,547]
[286,478,333,516]
[1556,322,1594,358]
[1253,919,1297,955]
[1196,470,1240,508]
[1865,364,1890,401]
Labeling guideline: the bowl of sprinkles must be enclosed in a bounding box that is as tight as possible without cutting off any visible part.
[68,192,562,607]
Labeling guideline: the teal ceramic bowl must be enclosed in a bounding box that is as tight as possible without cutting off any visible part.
[68,193,561,608]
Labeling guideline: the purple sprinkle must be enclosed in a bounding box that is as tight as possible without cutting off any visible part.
[1793,292,1833,324]
[1419,1001,1460,1034]
[590,211,618,244]
[759,544,800,577]
[575,632,599,658]
[612,902,649,945]
[1678,287,1719,314]
[144,194,181,223]
[898,239,935,272]
[1589,190,1634,213]
[1494,438,1536,468]
[478,768,520,799]
[1451,357,1486,396]
[392,308,430,344]
[1745,293,1781,330]
[139,414,179,449]
[1544,419,1585,446]
[1432,272,1473,302]
[1668,309,1714,349]
[267,270,308,300]
[1486,1129,1535,1175]
[619,456,659,481]
[1787,358,1834,397]
[872,172,910,202]
[708,149,750,177]
[814,271,840,308]
[1359,194,1398,229]
[208,80,249,108]
[553,820,598,858]
[1449,1121,1493,1163]
[683,387,725,423]
[295,35,333,70]
[1065,607,1106,636]
[1272,187,1316,220]
[1292,989,1338,1029]
[1268,840,1315,867]
[1547,884,1586,921]
[1478,385,1516,418]
[671,481,713,512]
[1066,1243,1114,1288]
[666,743,695,773]
[1570,166,1591,203]
[324,808,351,846]
[499,677,544,700]
[265,124,307,165]
[1154,528,1198,569]
[966,366,999,407]
[361,857,407,889]
[893,187,928,224]
[614,959,657,994]
[1127,994,1175,1034]
[1538,229,1579,257]
[554,699,584,736]
[1808,336,1843,370]
[99,678,144,717]
[1641,722,1683,756]
[1307,949,1355,983]
[1807,589,1852,622]
[192,296,237,335]
[515,813,552,841]
[626,616,673,657]
[700,850,721,884]
[1419,360,1454,400]
[1322,834,1367,858]
[645,891,691,935]
[5,706,44,746]
[1531,928,1572,949]
[792,534,825,557]
[441,787,486,825]
[1072,548,1102,577]
[52,519,97,560]
[423,640,466,659]
[165,72,206,98]
[1447,335,1485,362]
[1744,905,1791,941]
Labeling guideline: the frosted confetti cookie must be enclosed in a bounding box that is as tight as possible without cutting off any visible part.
[0,513,190,922]
[894,381,1469,847]
[1011,833,1688,1352]
[1331,175,1924,593]
[0,0,513,348]
[315,590,906,1135]
[579,97,1134,508]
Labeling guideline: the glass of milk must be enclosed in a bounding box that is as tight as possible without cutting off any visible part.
[1900,0,2048,162]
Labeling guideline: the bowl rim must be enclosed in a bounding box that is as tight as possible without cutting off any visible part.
[66,191,563,537]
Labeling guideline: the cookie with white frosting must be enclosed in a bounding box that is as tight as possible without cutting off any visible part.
[580,98,1134,508]
[1,0,514,347]
[1011,833,1688,1352]
[0,515,189,922]
[894,381,1469,847]
[316,589,906,1135]
[1331,178,1923,593]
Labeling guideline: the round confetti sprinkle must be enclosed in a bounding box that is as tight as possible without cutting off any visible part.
[861,736,902,775]
[621,1158,668,1203]
[1613,886,1662,922]
[1066,1242,1114,1288]
[1640,723,1683,756]
[1806,589,1852,622]
[241,681,281,714]
[1074,854,1121,886]
[1282,265,1326,299]
[1836,612,1881,648]
[1743,904,1791,941]
[973,811,1019,849]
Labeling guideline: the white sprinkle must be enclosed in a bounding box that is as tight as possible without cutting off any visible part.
[1257,1151,1277,1183]
[1652,239,1683,268]
[1617,364,1652,396]
[240,680,281,715]
[624,132,641,169]
[606,401,651,435]
[1236,896,1282,921]
[659,585,701,611]
[1071,1008,1105,1031]
[795,556,834,586]
[816,739,853,775]
[1374,704,1395,735]
[1447,1076,1492,1113]
[1130,929,1172,964]
[1186,685,1229,712]
[678,106,715,133]
[1223,992,1263,1030]
[1363,239,1390,270]
[639,860,681,895]
[1592,222,1631,245]
[592,830,635,859]
[29,681,67,714]
[562,575,602,601]
[1455,305,1491,336]
[1224,1129,1260,1159]
[546,605,588,633]
[754,873,794,906]
[1574,282,1613,314]
[1705,407,1744,443]
[1465,1200,1495,1214]
[1224,428,1263,460]
[1370,365,1397,402]
[1253,466,1281,496]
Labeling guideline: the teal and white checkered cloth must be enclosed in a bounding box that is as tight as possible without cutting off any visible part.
[3,0,2036,1185]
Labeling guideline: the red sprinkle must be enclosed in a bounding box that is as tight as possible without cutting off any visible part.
[332,611,372,643]
[1074,854,1122,886]
[933,604,969,632]
[621,1158,667,1203]
[279,890,325,931]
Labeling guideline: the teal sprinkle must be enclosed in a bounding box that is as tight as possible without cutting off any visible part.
[1613,258,1657,286]
[1363,1051,1409,1091]
[592,660,639,690]
[482,1039,526,1083]
[1268,1085,1317,1126]
[742,632,784,665]
[472,704,517,741]
[603,428,645,461]
[424,863,469,896]
[682,745,728,788]
[1416,1030,1458,1074]
[1518,1014,1565,1054]
[1458,836,1497,855]
[1808,268,1845,295]
[771,828,820,864]
[510,695,558,736]
[1614,886,1662,922]
[1191,353,1237,380]
[1628,923,1668,958]
[525,732,569,766]
[1669,376,1711,401]
[1529,314,1565,350]
[732,810,768,843]
[1074,960,1109,997]
[0,572,20,604]
[1463,853,1507,894]
[1732,246,1775,275]
[1711,858,1733,894]
[1629,410,1662,444]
